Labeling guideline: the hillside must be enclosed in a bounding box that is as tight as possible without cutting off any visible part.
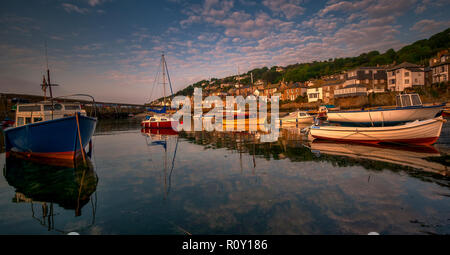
[165,27,449,102]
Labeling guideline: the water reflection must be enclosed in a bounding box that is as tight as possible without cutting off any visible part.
[0,119,449,234]
[3,156,98,233]
[179,126,450,178]
[141,128,179,199]
[309,141,449,177]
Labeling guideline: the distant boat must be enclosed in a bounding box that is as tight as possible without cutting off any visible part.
[3,70,97,161]
[280,111,314,124]
[141,53,181,129]
[309,116,446,145]
[327,94,444,126]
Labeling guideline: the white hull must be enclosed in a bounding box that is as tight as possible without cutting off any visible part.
[281,116,314,124]
[309,116,445,145]
[280,111,315,124]
[327,105,443,125]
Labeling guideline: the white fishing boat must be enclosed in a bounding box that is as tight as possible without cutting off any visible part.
[327,94,444,126]
[308,116,446,145]
[280,111,314,125]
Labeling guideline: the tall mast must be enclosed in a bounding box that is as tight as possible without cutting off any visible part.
[162,53,166,107]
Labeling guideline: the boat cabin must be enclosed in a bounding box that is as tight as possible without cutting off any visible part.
[15,101,87,127]
[396,93,422,108]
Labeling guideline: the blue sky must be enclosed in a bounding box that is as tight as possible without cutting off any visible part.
[1,0,449,103]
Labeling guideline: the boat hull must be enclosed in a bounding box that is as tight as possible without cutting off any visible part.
[327,104,444,126]
[280,116,314,124]
[141,120,180,129]
[4,114,97,160]
[309,116,445,145]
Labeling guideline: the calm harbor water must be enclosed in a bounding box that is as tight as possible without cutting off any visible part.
[0,119,449,235]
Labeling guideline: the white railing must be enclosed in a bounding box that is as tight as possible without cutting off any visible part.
[334,87,367,95]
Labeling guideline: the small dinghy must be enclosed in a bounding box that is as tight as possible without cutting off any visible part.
[280,111,314,125]
[309,116,446,145]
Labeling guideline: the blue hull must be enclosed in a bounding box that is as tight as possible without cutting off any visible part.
[3,114,97,160]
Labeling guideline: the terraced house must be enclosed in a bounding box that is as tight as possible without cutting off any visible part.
[346,66,387,93]
[282,82,307,101]
[387,62,426,91]
[429,50,450,84]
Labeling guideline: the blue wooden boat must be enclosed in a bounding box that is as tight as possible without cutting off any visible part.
[4,105,97,160]
[3,69,97,160]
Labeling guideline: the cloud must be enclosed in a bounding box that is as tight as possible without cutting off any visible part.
[410,19,450,34]
[262,0,305,19]
[319,0,415,19]
[62,3,89,14]
[87,0,110,7]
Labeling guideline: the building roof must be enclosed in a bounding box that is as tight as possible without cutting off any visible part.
[387,62,422,71]
[321,81,343,87]
[343,84,366,88]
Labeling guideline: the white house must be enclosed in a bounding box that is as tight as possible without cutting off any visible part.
[307,87,323,102]
[386,62,425,91]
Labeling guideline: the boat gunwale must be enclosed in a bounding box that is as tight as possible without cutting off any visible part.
[311,117,444,133]
[327,103,445,114]
[3,114,97,133]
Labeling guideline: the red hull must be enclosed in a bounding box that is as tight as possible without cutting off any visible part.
[311,135,439,146]
[141,128,179,135]
[141,120,181,129]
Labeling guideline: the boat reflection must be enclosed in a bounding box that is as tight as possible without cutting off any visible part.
[141,127,179,199]
[179,126,450,177]
[308,140,449,176]
[3,156,98,233]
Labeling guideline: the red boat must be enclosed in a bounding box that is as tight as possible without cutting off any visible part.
[141,114,181,129]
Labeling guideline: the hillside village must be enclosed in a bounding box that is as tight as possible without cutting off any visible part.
[152,28,450,110]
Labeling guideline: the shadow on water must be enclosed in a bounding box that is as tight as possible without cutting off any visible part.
[2,156,98,234]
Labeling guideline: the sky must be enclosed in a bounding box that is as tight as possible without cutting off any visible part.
[1,0,449,104]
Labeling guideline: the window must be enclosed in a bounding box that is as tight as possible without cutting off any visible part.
[405,79,409,84]
[18,105,41,112]
[392,71,395,76]
[405,72,409,77]
[54,104,63,110]
[33,117,43,123]
[150,118,156,121]
[25,117,32,124]
[17,117,24,126]
[415,78,418,83]
[65,105,81,110]
[411,94,422,106]
[401,95,412,106]
[390,79,395,84]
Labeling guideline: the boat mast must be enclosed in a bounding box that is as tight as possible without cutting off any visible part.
[45,41,55,120]
[162,53,166,108]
